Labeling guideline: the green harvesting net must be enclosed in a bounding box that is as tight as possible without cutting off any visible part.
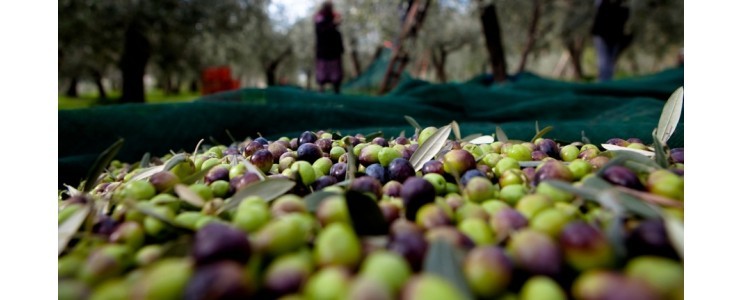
[59,67,684,188]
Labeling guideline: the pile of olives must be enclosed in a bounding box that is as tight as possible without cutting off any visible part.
[59,128,684,300]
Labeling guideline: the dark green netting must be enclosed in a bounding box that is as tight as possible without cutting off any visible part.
[340,47,407,95]
[59,67,684,188]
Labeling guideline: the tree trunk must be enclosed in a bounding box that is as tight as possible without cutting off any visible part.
[189,79,199,93]
[350,38,362,77]
[517,0,542,74]
[305,68,312,90]
[264,68,277,87]
[92,70,107,100]
[480,4,507,83]
[565,38,584,80]
[431,48,448,83]
[120,22,150,103]
[264,47,292,87]
[66,77,79,98]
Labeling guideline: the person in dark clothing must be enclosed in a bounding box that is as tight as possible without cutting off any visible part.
[591,0,632,81]
[314,1,345,94]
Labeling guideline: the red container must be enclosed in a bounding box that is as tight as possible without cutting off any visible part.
[201,66,239,95]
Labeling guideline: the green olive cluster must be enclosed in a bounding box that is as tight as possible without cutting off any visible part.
[59,129,684,300]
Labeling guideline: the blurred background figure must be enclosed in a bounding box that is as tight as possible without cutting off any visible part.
[591,0,632,81]
[314,1,345,94]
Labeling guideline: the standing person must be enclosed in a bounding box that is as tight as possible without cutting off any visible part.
[591,0,632,81]
[314,1,345,94]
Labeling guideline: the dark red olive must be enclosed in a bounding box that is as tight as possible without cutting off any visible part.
[192,223,252,266]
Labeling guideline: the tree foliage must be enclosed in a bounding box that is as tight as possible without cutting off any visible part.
[58,0,683,99]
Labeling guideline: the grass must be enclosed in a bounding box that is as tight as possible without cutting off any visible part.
[58,90,201,110]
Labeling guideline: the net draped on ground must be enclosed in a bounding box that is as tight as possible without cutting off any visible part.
[59,66,684,188]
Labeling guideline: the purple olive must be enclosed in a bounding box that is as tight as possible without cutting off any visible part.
[605,138,629,147]
[601,165,645,190]
[388,158,416,183]
[536,139,561,159]
[330,162,348,182]
[311,175,338,191]
[192,223,252,266]
[204,166,229,184]
[400,177,436,221]
[460,169,486,187]
[251,149,274,173]
[626,219,680,259]
[394,136,410,145]
[533,160,574,186]
[299,131,318,145]
[371,137,388,147]
[315,138,333,154]
[670,148,684,164]
[185,261,254,300]
[230,172,261,191]
[350,176,384,200]
[296,143,323,164]
[243,141,264,157]
[365,163,388,185]
[421,160,444,175]
[382,180,402,198]
[507,229,562,276]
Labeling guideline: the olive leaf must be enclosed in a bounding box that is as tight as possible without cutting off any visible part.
[58,204,91,255]
[652,129,670,169]
[656,86,684,144]
[404,115,422,132]
[173,184,206,208]
[162,153,188,173]
[496,126,509,142]
[581,130,591,144]
[130,166,163,182]
[345,190,389,236]
[544,180,600,200]
[530,126,554,142]
[600,144,655,158]
[467,135,493,144]
[535,121,540,133]
[192,139,205,162]
[583,176,661,219]
[365,131,384,142]
[240,156,267,180]
[220,178,296,212]
[614,186,683,208]
[410,122,452,172]
[128,201,194,232]
[139,152,151,168]
[83,138,124,192]
[303,190,340,213]
[63,184,83,198]
[423,239,472,300]
[451,121,462,141]
[605,150,662,171]
[346,145,357,182]
[520,161,570,168]
[225,129,237,143]
[663,213,684,260]
[180,167,213,185]
[334,179,352,187]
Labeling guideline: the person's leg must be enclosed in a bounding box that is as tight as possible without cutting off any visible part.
[593,36,615,81]
[333,82,341,94]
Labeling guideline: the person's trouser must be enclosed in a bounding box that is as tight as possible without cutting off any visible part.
[593,36,621,81]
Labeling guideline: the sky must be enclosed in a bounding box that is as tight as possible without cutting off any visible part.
[269,0,317,28]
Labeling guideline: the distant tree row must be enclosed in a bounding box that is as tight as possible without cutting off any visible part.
[58,0,683,102]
